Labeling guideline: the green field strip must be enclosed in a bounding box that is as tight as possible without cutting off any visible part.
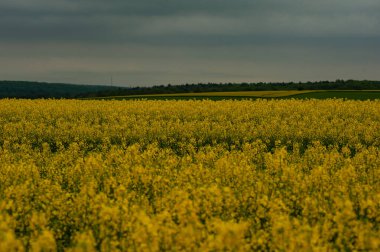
[287,91,380,100]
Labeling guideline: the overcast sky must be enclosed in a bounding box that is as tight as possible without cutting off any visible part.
[0,0,379,86]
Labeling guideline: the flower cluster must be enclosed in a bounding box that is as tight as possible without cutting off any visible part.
[0,99,379,251]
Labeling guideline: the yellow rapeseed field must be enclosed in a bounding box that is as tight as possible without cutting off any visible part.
[128,90,315,97]
[0,99,379,251]
[96,90,314,99]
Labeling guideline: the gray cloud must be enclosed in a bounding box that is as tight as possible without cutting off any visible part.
[0,0,379,85]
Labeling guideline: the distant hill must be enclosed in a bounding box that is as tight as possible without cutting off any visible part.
[0,81,121,99]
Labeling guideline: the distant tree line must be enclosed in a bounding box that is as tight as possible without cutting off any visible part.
[85,79,380,97]
[1,79,380,99]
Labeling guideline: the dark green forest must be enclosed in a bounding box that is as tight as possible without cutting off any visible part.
[0,81,118,99]
[1,80,380,99]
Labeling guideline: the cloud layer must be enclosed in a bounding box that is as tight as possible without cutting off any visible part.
[0,0,379,85]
